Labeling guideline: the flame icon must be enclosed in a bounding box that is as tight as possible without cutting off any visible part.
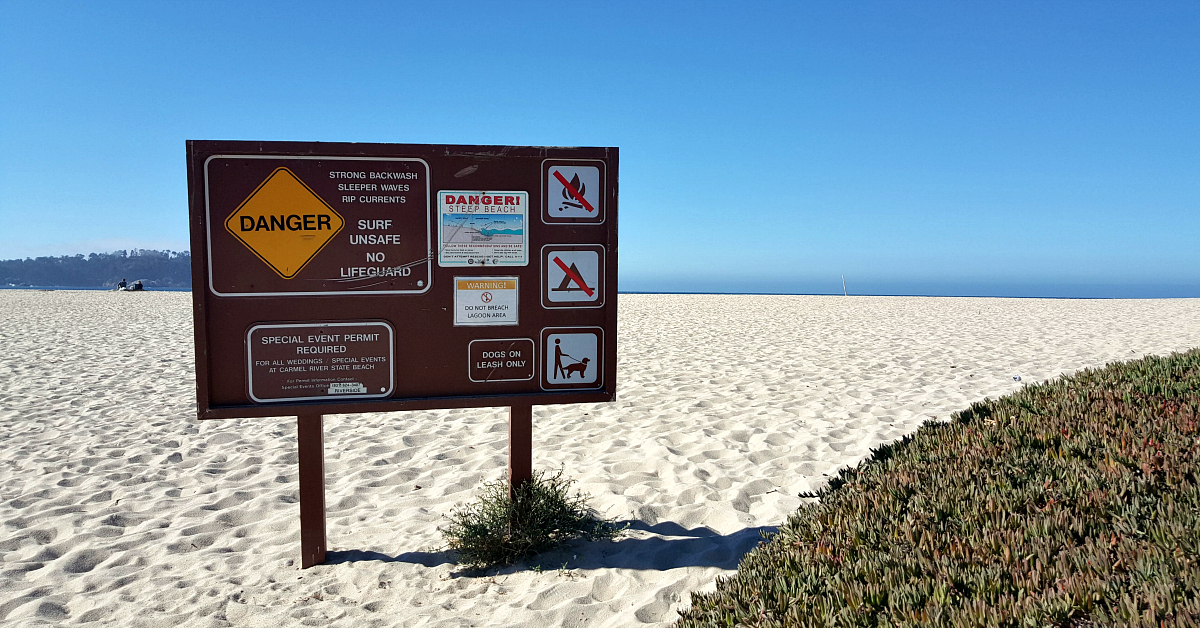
[559,173,585,210]
[562,174,585,200]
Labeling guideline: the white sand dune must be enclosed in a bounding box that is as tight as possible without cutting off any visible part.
[2,291,1198,627]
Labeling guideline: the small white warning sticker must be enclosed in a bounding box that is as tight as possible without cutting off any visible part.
[454,276,519,326]
[328,382,367,394]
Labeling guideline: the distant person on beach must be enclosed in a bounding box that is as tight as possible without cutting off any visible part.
[117,278,127,289]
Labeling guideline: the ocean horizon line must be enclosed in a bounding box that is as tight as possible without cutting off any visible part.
[4,285,1198,300]
[620,291,1193,300]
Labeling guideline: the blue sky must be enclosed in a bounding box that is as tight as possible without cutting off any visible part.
[2,1,1197,296]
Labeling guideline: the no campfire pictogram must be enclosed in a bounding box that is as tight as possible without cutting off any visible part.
[553,171,594,213]
[542,245,604,308]
[543,162,603,223]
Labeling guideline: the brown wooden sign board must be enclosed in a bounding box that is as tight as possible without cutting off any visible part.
[187,140,617,567]
[187,140,618,419]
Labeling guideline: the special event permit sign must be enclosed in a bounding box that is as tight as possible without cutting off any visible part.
[247,322,394,403]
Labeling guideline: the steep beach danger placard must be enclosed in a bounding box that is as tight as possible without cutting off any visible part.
[438,191,528,267]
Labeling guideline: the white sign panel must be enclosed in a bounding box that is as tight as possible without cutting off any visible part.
[543,329,601,388]
[545,165,601,220]
[454,276,519,326]
[543,245,603,308]
[439,191,528,267]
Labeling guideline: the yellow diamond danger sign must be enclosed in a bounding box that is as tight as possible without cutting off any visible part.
[224,168,344,278]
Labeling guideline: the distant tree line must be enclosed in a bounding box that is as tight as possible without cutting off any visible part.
[0,250,192,288]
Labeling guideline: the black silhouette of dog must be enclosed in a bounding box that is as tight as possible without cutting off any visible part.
[564,357,589,379]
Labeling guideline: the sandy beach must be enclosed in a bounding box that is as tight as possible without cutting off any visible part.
[1,290,1198,627]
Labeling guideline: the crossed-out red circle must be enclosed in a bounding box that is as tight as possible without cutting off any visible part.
[481,292,493,303]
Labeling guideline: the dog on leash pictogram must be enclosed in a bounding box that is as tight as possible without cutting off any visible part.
[542,329,601,388]
[553,338,590,379]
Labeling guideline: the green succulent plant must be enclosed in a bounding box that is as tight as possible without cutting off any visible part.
[679,349,1200,627]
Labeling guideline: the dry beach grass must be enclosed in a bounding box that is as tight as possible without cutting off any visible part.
[1,291,1199,626]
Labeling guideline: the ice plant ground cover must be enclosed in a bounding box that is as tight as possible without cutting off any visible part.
[678,349,1200,627]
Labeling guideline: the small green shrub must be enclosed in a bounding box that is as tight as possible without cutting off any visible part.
[678,349,1200,627]
[443,468,622,569]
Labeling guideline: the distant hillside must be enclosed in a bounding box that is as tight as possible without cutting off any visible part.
[0,250,191,288]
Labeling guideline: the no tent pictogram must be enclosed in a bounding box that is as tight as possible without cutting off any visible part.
[552,256,594,297]
[542,245,604,308]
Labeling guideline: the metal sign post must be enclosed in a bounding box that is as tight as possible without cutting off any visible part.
[296,414,326,568]
[187,141,618,567]
[508,405,533,499]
